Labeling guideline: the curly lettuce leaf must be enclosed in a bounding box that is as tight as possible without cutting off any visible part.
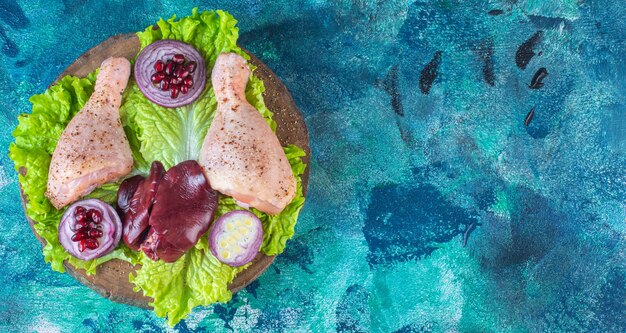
[69,244,139,275]
[12,74,94,154]
[11,74,96,220]
[120,84,217,169]
[138,8,238,66]
[131,237,248,326]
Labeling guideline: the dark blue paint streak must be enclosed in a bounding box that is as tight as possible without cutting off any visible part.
[0,0,29,29]
[336,284,370,333]
[0,0,29,57]
[364,183,476,267]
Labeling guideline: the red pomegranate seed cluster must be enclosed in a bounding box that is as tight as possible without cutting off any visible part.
[150,54,197,99]
[71,206,104,252]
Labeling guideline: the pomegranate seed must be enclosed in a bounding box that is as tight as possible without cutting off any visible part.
[76,221,89,231]
[184,76,193,87]
[160,79,170,91]
[154,60,164,72]
[79,240,86,252]
[171,77,182,85]
[151,72,165,84]
[86,209,97,221]
[85,239,99,250]
[165,61,175,75]
[175,67,189,79]
[173,54,185,63]
[71,232,86,242]
[185,61,197,73]
[91,210,102,224]
[75,211,86,223]
[75,206,86,215]
[170,84,180,98]
[181,84,189,94]
[88,229,103,238]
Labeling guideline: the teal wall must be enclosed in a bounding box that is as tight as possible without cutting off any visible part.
[1,1,624,332]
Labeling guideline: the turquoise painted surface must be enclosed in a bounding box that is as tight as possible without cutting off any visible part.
[1,0,625,332]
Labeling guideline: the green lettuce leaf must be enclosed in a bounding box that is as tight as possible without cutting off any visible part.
[130,237,248,326]
[120,83,217,169]
[137,8,239,59]
[69,244,139,275]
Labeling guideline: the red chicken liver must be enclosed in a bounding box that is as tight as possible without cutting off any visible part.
[116,174,144,218]
[141,160,218,263]
[122,161,165,250]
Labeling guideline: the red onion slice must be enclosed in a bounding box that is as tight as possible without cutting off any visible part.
[58,199,122,261]
[134,40,206,108]
[209,210,263,267]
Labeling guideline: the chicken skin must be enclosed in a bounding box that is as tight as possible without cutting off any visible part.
[199,53,296,215]
[46,57,133,209]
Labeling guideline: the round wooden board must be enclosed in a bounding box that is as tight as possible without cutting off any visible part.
[21,33,310,309]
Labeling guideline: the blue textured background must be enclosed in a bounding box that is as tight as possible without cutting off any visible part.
[1,1,625,332]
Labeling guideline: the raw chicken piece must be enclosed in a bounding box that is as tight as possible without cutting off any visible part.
[46,57,133,209]
[199,53,296,215]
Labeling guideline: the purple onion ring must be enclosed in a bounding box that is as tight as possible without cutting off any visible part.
[134,40,206,108]
[209,210,263,267]
[58,199,122,261]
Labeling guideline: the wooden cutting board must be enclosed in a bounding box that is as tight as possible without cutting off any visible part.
[21,33,310,309]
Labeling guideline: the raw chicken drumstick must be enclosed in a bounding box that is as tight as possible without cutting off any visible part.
[46,57,133,209]
[199,53,296,215]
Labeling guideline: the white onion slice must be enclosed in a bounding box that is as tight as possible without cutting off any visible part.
[209,210,263,266]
